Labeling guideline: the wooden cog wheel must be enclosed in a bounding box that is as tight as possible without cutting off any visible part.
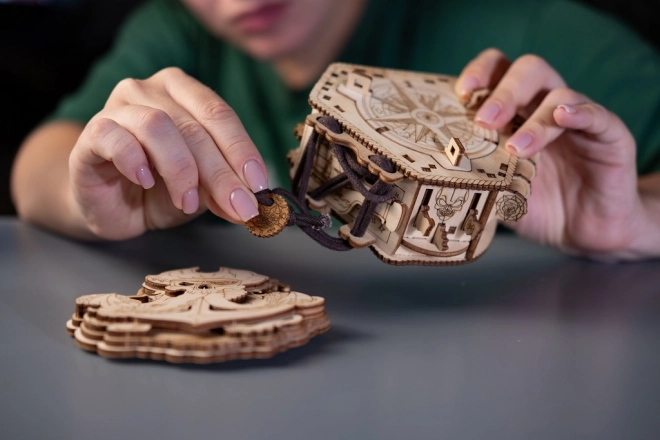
[246,193,290,238]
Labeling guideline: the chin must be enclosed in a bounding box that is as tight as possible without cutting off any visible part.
[237,33,306,61]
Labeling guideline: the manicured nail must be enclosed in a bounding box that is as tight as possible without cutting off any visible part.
[230,188,259,222]
[182,188,199,214]
[507,132,533,154]
[459,75,480,98]
[475,102,501,124]
[136,165,155,189]
[243,160,269,192]
[557,104,577,114]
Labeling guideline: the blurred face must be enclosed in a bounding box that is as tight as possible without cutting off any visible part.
[182,0,343,60]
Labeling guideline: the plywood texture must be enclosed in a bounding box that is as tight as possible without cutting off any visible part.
[308,63,518,187]
[66,267,330,364]
[286,63,537,265]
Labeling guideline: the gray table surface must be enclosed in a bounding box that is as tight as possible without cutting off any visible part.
[1,216,659,440]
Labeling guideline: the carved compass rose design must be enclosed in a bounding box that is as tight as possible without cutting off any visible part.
[337,74,499,171]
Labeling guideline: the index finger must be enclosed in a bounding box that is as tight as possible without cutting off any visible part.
[157,68,269,194]
[475,55,566,129]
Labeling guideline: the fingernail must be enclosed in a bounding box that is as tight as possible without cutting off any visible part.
[459,75,480,97]
[136,165,155,189]
[557,104,577,114]
[182,188,199,214]
[243,160,269,192]
[230,188,259,222]
[507,132,533,154]
[475,102,501,124]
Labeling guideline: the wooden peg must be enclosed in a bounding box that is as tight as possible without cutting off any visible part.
[461,209,483,239]
[432,223,449,251]
[445,137,466,167]
[414,205,435,236]
[462,87,490,110]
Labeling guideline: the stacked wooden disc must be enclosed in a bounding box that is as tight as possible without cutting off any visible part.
[66,267,330,364]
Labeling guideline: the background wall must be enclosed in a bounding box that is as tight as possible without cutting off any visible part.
[0,0,146,215]
[0,0,657,216]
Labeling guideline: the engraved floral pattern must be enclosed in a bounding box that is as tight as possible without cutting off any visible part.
[496,193,527,221]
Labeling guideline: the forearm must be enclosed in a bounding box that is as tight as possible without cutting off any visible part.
[11,121,98,240]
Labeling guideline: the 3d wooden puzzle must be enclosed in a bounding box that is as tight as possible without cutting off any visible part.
[272,62,536,265]
[66,267,329,364]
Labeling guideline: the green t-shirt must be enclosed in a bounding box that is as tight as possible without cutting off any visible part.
[52,0,660,186]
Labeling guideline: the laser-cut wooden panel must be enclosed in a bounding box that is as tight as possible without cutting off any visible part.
[66,267,330,363]
[287,63,537,265]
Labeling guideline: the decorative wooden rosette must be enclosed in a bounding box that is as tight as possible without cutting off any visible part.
[246,193,290,238]
[287,63,537,265]
[66,267,330,364]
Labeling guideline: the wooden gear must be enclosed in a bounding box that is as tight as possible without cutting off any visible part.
[66,267,330,364]
[246,193,290,238]
[287,63,537,265]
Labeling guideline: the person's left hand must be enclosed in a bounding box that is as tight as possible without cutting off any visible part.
[455,48,659,261]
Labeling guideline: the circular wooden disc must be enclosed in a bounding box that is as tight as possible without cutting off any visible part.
[246,193,290,238]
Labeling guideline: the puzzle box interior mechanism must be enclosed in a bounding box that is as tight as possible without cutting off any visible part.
[287,63,536,265]
[66,267,329,364]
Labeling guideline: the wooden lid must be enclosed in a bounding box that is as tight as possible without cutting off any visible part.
[309,63,518,189]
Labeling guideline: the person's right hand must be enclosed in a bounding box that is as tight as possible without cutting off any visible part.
[69,67,268,240]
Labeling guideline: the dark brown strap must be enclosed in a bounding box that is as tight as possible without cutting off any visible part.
[257,116,396,251]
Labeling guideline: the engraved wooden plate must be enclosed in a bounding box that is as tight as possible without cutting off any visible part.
[246,193,290,238]
[66,267,330,364]
[308,62,518,188]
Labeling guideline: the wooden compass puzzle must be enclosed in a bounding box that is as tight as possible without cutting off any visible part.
[285,63,536,265]
[66,267,329,364]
